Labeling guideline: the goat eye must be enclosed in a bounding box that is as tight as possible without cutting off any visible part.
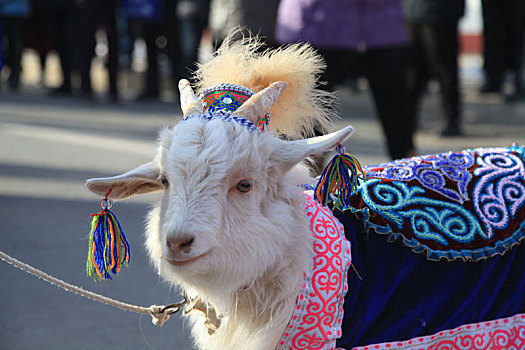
[236,180,252,193]
[160,175,169,188]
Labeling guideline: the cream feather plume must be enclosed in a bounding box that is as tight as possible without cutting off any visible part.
[192,31,336,138]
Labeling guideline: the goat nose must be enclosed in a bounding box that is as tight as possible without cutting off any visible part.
[166,236,195,255]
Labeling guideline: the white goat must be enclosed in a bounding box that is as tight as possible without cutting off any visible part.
[87,37,350,349]
[84,34,525,350]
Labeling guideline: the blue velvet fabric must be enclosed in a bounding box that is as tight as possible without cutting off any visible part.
[334,210,525,349]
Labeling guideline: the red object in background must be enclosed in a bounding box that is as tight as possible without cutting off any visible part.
[460,33,483,54]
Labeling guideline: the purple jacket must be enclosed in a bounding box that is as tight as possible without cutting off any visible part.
[276,0,408,50]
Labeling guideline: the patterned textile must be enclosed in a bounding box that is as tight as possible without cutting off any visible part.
[344,146,525,261]
[353,313,525,350]
[276,191,351,350]
[332,146,525,348]
[191,83,271,132]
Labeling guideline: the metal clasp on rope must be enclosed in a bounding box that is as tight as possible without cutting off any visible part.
[149,297,190,326]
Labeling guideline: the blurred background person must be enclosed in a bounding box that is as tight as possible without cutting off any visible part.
[479,0,525,98]
[0,21,3,80]
[126,0,183,101]
[177,0,210,78]
[77,0,119,102]
[403,0,465,137]
[36,0,77,94]
[276,0,416,160]
[209,0,280,49]
[0,0,31,90]
[23,0,51,88]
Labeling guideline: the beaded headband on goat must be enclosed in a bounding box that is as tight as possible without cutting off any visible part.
[182,83,271,133]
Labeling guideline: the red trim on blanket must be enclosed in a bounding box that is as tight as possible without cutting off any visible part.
[276,191,351,350]
[353,313,525,350]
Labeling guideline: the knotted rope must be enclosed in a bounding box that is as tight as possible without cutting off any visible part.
[0,249,187,326]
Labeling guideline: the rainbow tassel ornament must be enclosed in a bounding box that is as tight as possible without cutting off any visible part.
[315,144,365,209]
[86,190,130,281]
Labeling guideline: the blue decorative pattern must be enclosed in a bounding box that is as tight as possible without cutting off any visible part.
[366,151,474,203]
[192,83,271,132]
[360,179,486,246]
[199,83,255,102]
[340,146,525,261]
[182,114,260,133]
[473,147,525,238]
[200,84,255,117]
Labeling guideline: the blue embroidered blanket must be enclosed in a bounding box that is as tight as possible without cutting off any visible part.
[333,146,525,348]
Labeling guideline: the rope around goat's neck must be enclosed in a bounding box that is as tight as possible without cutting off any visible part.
[0,249,187,326]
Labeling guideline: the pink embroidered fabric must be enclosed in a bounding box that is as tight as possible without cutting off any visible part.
[276,190,351,350]
[354,313,525,350]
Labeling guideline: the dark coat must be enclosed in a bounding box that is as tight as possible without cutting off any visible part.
[403,0,465,23]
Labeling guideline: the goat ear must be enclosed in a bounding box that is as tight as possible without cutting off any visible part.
[86,162,163,199]
[273,125,355,170]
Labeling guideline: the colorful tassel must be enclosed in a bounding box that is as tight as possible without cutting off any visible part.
[86,190,130,281]
[315,144,365,209]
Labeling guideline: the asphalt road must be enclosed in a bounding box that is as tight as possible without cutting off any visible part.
[1,85,524,350]
[0,93,194,350]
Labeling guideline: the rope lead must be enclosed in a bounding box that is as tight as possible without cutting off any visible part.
[0,249,187,326]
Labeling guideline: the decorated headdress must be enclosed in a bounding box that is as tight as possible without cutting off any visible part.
[179,78,288,134]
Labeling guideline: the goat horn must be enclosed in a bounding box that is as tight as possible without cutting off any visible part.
[231,81,288,123]
[179,79,204,116]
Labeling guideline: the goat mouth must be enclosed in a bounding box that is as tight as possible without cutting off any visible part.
[166,252,209,267]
